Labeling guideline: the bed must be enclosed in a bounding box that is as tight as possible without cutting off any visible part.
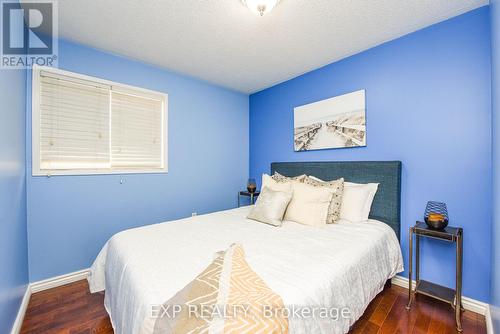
[88,161,404,334]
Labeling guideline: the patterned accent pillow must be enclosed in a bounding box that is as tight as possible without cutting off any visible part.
[272,172,307,183]
[303,176,344,223]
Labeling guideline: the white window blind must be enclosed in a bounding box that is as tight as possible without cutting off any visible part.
[111,91,164,168]
[33,66,167,175]
[39,72,110,170]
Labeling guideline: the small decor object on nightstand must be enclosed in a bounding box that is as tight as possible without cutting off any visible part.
[424,201,449,230]
[247,178,257,193]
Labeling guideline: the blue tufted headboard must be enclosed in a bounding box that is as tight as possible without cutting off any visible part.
[271,161,402,240]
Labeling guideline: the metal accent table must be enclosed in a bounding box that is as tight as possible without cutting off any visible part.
[237,191,260,207]
[406,221,463,332]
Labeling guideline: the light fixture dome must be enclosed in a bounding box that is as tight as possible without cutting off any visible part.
[241,0,280,16]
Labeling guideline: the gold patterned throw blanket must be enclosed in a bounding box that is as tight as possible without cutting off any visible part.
[152,244,288,334]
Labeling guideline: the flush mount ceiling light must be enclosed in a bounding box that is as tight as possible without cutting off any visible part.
[241,0,280,16]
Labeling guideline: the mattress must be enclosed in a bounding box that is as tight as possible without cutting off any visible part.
[88,206,403,334]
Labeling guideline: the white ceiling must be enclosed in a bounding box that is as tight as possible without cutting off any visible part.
[55,0,488,94]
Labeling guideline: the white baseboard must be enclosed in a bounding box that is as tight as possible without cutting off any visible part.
[10,286,31,334]
[30,268,90,293]
[10,268,90,334]
[485,305,494,334]
[391,275,488,316]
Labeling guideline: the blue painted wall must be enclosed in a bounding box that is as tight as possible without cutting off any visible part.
[0,68,29,331]
[249,7,492,301]
[491,0,500,329]
[26,40,249,281]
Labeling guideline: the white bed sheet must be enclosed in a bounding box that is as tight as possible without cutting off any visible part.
[88,206,403,334]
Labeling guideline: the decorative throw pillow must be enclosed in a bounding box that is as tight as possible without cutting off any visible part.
[271,172,307,183]
[284,181,335,227]
[247,187,293,227]
[261,174,292,193]
[340,182,379,222]
[303,176,344,223]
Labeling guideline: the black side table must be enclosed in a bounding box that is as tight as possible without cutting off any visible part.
[237,191,260,207]
[406,221,463,332]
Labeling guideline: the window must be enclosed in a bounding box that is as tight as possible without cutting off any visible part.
[32,66,167,175]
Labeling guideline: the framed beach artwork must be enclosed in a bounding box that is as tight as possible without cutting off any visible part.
[293,90,366,151]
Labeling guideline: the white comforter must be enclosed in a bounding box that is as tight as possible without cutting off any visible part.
[88,206,403,334]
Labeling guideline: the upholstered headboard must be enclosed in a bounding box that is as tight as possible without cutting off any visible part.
[271,161,402,240]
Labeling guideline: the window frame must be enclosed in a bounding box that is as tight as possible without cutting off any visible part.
[32,65,168,176]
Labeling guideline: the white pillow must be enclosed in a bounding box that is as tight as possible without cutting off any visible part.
[307,175,324,182]
[284,181,334,227]
[261,174,292,193]
[247,187,292,227]
[340,182,379,222]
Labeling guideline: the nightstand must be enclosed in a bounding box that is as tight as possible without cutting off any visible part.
[406,221,463,332]
[237,191,260,207]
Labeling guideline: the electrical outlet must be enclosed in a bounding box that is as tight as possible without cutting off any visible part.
[192,212,197,217]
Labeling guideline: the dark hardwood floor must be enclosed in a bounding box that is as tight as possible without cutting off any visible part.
[20,280,486,334]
